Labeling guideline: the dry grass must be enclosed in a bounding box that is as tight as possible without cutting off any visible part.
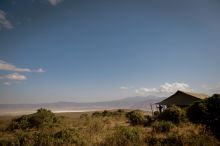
[0,110,219,146]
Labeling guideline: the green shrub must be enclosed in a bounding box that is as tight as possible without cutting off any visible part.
[117,109,125,113]
[15,130,34,146]
[87,118,105,134]
[8,115,31,130]
[29,108,57,128]
[0,139,18,146]
[153,111,160,117]
[126,110,145,125]
[54,128,87,145]
[146,132,220,146]
[102,110,113,117]
[187,101,208,124]
[152,121,174,133]
[187,94,220,140]
[92,111,102,117]
[33,131,54,146]
[158,105,186,124]
[161,134,183,146]
[146,134,182,146]
[80,113,89,120]
[101,126,143,146]
[144,115,154,126]
[8,108,57,130]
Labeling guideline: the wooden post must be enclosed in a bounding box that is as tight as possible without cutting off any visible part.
[150,103,154,116]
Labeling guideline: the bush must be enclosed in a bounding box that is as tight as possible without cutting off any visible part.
[80,113,89,120]
[187,94,220,140]
[8,108,57,130]
[29,108,57,128]
[143,115,154,127]
[92,111,102,117]
[152,121,174,133]
[187,101,208,124]
[153,111,160,117]
[102,110,113,117]
[158,105,186,124]
[54,128,87,145]
[8,115,31,130]
[33,131,54,146]
[126,110,145,126]
[15,130,34,146]
[101,126,143,146]
[117,109,125,113]
[161,134,183,146]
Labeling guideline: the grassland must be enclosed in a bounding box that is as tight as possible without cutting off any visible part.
[0,108,219,146]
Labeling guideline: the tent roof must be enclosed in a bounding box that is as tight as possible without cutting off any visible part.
[157,90,208,106]
[181,91,208,99]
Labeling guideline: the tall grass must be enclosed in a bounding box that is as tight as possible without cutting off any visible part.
[0,109,219,146]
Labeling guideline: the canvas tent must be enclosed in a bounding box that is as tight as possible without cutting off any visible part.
[157,90,208,107]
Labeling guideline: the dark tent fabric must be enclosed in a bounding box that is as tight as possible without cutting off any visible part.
[157,90,208,106]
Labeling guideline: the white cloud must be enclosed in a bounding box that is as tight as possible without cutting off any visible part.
[5,73,27,80]
[135,88,158,95]
[0,10,13,29]
[159,82,191,93]
[0,73,27,81]
[48,0,63,6]
[34,68,45,73]
[135,82,191,95]
[0,60,44,73]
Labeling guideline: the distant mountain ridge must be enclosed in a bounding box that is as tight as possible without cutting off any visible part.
[0,96,166,115]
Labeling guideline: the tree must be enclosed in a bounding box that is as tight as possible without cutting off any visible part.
[187,94,220,140]
[158,105,186,124]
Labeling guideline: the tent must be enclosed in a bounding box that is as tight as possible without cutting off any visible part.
[157,90,208,107]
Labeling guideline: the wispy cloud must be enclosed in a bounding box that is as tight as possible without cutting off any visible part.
[48,0,63,6]
[0,10,13,29]
[135,82,191,95]
[120,86,129,90]
[135,88,158,95]
[4,82,11,86]
[202,83,220,94]
[159,82,190,93]
[120,86,135,90]
[0,73,26,81]
[0,60,44,73]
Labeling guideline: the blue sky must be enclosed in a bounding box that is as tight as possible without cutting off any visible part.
[0,0,220,103]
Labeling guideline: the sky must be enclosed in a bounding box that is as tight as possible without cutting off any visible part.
[0,0,220,104]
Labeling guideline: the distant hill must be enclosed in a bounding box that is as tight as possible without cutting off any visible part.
[0,96,166,115]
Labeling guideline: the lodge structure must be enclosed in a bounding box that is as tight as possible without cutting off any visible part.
[157,90,208,108]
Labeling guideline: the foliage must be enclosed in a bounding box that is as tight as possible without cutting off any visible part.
[126,110,145,125]
[8,108,57,130]
[158,105,186,124]
[101,126,143,146]
[102,110,113,117]
[1,108,220,146]
[29,108,57,128]
[54,128,87,145]
[187,94,220,139]
[144,115,154,126]
[187,101,208,123]
[92,111,102,117]
[147,134,182,146]
[92,110,126,118]
[80,113,89,120]
[152,121,174,133]
[153,111,160,117]
[146,122,219,146]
